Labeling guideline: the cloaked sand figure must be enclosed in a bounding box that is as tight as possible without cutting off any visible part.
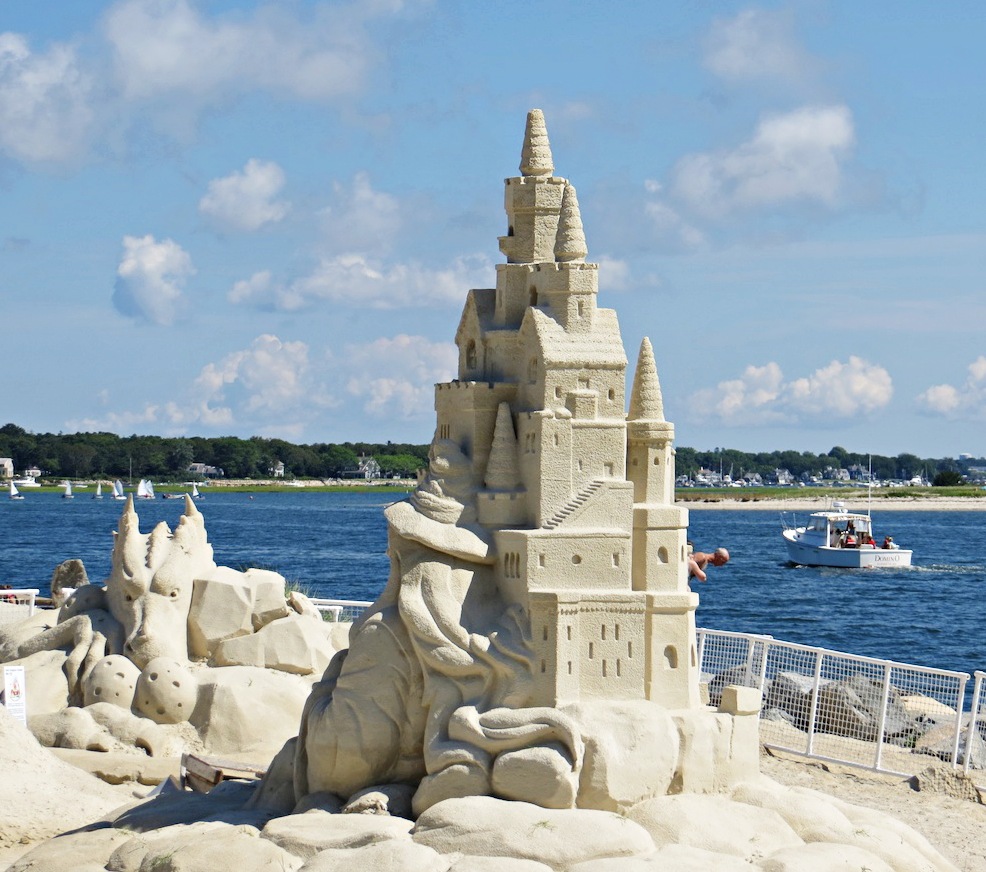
[13,495,215,701]
[296,441,583,814]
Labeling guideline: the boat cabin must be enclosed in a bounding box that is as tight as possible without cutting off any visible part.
[800,505,877,549]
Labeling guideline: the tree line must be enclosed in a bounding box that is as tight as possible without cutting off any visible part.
[0,424,429,481]
[1,423,980,484]
[674,445,982,484]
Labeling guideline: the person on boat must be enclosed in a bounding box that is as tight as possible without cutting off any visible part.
[842,521,859,548]
[882,535,896,549]
[688,546,730,583]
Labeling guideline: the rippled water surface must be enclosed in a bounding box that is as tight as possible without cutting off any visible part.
[2,492,983,676]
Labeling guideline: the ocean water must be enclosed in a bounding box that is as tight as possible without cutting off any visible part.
[1,491,982,678]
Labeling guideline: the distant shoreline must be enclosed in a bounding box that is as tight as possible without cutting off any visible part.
[678,496,986,511]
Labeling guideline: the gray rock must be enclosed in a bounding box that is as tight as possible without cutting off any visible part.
[815,674,912,741]
[50,558,89,599]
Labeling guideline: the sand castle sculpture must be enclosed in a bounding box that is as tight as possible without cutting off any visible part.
[283,108,759,817]
[1,111,960,871]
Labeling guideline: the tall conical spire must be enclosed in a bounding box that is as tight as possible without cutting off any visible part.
[629,337,665,422]
[554,183,587,262]
[520,109,554,177]
[484,402,521,490]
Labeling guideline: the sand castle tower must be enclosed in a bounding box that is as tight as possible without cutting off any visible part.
[448,109,698,711]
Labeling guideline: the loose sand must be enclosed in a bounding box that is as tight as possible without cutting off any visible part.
[679,495,986,511]
[762,749,986,871]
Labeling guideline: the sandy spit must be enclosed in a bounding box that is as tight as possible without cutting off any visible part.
[678,496,986,512]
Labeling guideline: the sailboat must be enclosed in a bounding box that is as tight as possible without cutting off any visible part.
[191,483,202,499]
[62,481,74,499]
[112,480,126,500]
[8,481,24,500]
[136,479,155,499]
[93,482,103,499]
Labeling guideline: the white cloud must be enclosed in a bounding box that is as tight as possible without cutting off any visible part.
[0,32,94,163]
[176,334,321,427]
[917,357,986,419]
[671,105,855,219]
[690,356,893,427]
[344,335,457,419]
[112,234,195,326]
[642,180,706,250]
[595,256,632,292]
[229,252,493,311]
[319,171,402,251]
[104,0,377,104]
[199,159,289,231]
[70,331,455,437]
[703,8,815,85]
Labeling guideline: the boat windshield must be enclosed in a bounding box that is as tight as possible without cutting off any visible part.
[808,517,827,532]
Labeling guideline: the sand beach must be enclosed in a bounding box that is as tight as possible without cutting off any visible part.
[679,495,986,512]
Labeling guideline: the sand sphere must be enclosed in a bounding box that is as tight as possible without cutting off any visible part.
[134,657,198,725]
[82,654,140,709]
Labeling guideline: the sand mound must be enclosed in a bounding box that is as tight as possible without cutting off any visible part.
[0,707,131,851]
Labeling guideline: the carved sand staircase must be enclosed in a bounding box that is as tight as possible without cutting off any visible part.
[543,480,604,529]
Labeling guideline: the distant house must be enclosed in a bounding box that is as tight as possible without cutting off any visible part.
[188,462,224,479]
[0,458,12,479]
[271,461,285,478]
[342,456,382,480]
[24,466,41,479]
[771,468,795,485]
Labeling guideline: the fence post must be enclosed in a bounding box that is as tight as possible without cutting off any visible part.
[756,639,770,694]
[806,650,824,757]
[874,662,892,771]
[964,673,982,775]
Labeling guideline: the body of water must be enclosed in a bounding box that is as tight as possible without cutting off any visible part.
[1,492,982,678]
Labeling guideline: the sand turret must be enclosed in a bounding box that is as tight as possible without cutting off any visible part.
[520,109,554,177]
[554,183,587,263]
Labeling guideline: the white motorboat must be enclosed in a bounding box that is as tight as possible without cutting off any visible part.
[8,481,24,500]
[12,476,40,488]
[781,502,912,568]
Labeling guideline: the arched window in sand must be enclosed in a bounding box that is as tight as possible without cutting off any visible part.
[527,357,538,383]
[664,645,678,669]
[466,340,477,371]
[529,288,538,307]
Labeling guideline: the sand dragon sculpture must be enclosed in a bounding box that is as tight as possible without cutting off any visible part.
[0,496,340,759]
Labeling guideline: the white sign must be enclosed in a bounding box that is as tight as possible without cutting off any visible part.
[3,665,27,725]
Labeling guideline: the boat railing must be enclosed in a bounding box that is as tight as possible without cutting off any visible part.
[308,598,373,623]
[0,589,40,625]
[779,511,799,531]
[697,627,981,784]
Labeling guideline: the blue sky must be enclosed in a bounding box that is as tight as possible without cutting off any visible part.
[2,0,983,458]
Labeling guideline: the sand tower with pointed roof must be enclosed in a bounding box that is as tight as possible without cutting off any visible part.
[445,110,698,711]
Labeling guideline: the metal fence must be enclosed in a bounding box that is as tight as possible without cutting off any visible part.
[698,627,981,780]
[308,598,373,623]
[0,589,39,625]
